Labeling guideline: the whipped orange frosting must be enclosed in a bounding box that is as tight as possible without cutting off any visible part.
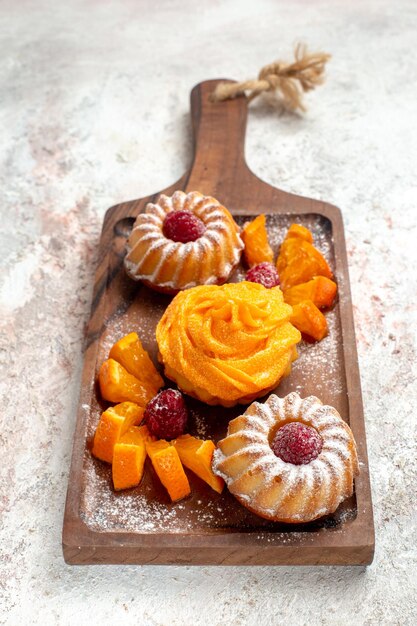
[156,282,301,407]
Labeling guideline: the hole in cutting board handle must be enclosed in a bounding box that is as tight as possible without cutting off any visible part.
[114,217,135,238]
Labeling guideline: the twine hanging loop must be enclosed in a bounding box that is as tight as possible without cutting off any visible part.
[210,44,331,112]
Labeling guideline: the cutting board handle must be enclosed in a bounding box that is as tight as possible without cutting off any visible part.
[186,79,253,193]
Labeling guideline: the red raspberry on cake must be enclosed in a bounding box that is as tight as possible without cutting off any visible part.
[163,210,206,243]
[144,389,188,440]
[124,191,244,293]
[271,422,323,465]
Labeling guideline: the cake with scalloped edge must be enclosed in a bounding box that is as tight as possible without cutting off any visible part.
[124,190,244,293]
[212,392,359,523]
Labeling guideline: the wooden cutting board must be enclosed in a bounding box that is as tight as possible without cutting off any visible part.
[62,79,374,565]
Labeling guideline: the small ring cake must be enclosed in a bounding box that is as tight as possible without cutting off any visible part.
[124,190,244,293]
[212,392,359,523]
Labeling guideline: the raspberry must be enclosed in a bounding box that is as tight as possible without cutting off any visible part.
[144,389,188,440]
[271,422,323,465]
[163,210,206,243]
[246,262,280,289]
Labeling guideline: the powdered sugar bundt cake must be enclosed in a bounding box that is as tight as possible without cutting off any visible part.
[212,392,359,523]
[124,191,244,293]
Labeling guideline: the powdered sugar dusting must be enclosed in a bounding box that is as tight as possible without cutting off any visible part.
[80,212,357,535]
[124,191,244,289]
[213,393,358,522]
[234,213,344,408]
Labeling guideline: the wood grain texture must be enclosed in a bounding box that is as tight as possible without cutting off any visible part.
[62,80,374,566]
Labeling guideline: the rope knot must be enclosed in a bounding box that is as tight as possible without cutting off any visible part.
[211,44,331,112]
[258,62,283,83]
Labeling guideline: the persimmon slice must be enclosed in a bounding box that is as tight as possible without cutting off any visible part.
[284,276,337,309]
[242,214,274,266]
[290,300,328,341]
[146,440,191,502]
[92,402,144,463]
[277,235,333,290]
[109,332,163,392]
[286,223,313,243]
[173,435,224,494]
[98,359,156,405]
[112,426,151,491]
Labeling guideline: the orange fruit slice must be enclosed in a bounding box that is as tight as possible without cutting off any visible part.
[242,214,274,267]
[173,434,224,494]
[112,425,151,490]
[277,236,333,290]
[146,440,191,502]
[286,223,313,243]
[290,299,328,341]
[283,276,337,309]
[109,332,163,392]
[92,402,144,463]
[98,358,156,405]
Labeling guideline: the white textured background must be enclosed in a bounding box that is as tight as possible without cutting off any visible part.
[1,0,416,624]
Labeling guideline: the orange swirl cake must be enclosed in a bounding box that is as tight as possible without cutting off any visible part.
[212,392,359,523]
[124,191,244,293]
[156,282,301,407]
